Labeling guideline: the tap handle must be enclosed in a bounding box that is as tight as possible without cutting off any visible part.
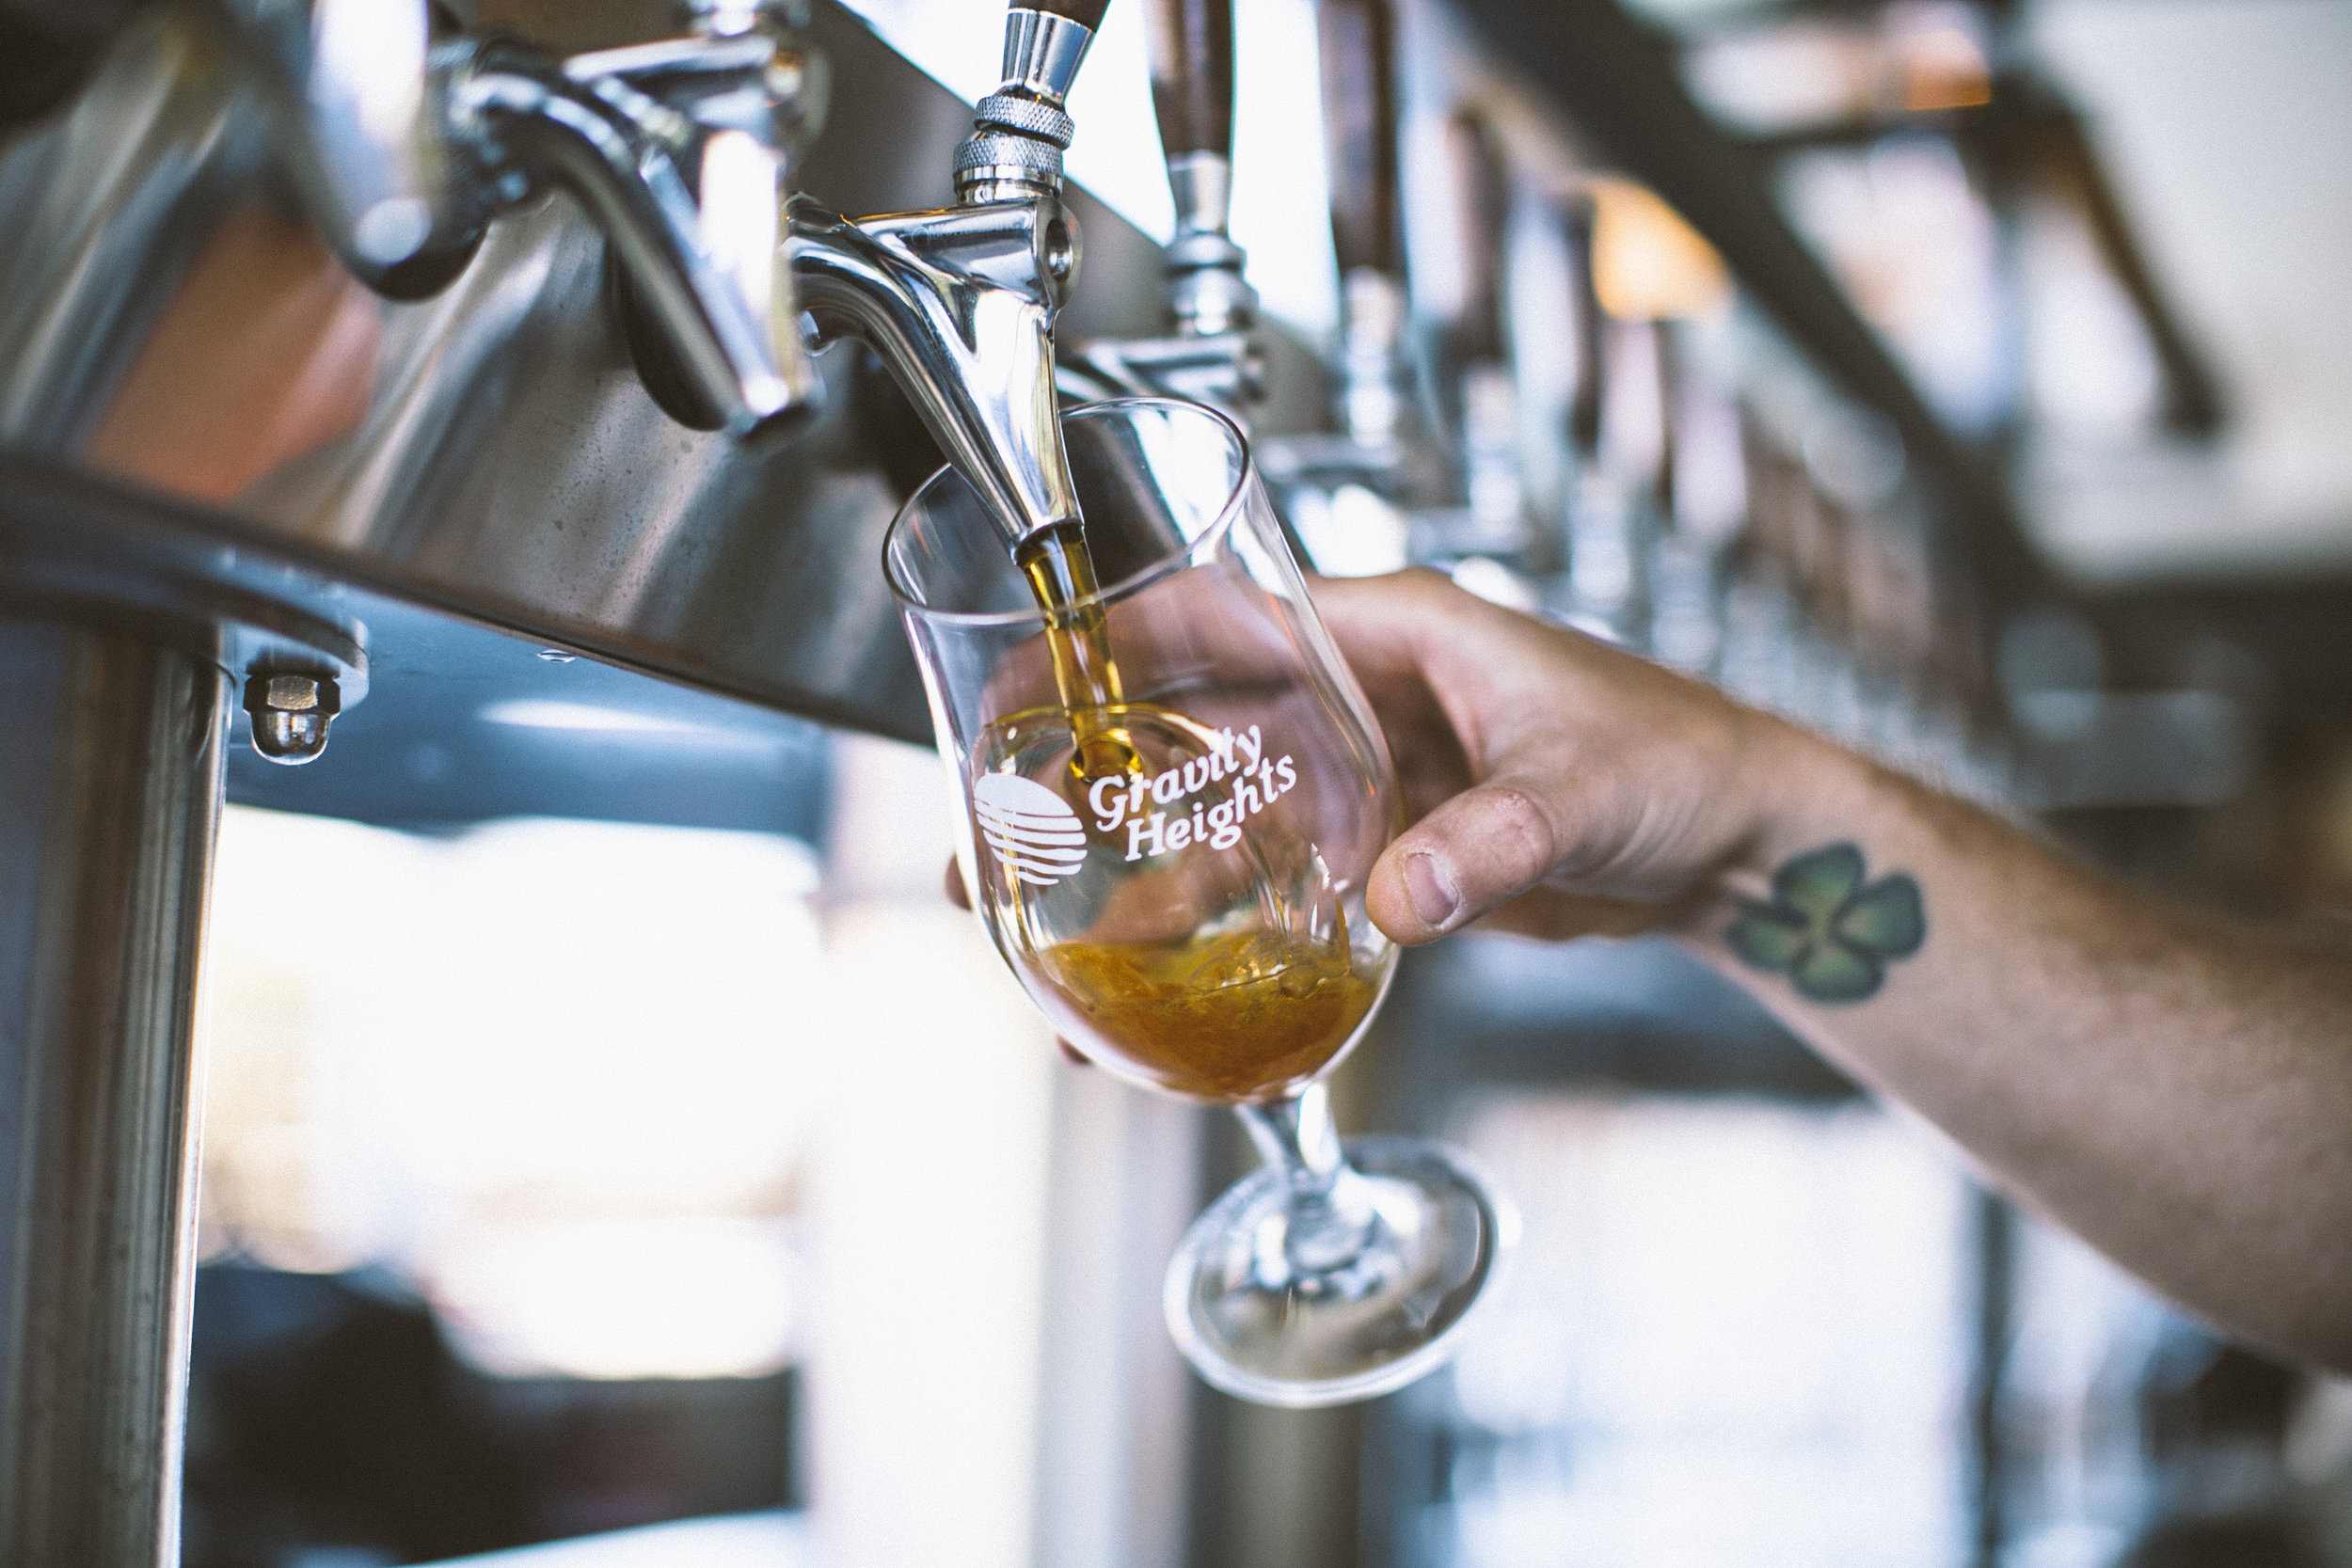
[1316,0,1403,281]
[1563,193,1604,459]
[1144,0,1232,166]
[1144,0,1250,339]
[1444,109,1510,367]
[959,1,1109,199]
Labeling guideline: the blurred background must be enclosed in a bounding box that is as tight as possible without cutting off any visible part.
[144,0,2352,1563]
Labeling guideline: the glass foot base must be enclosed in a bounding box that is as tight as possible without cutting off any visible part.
[1163,1134,1516,1407]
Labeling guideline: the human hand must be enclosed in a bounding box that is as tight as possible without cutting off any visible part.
[942,566,1832,960]
[1309,570,1825,945]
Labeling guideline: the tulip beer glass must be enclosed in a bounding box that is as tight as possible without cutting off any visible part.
[886,398,1511,1405]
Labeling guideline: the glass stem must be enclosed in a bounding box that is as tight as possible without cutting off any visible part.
[1234,1084,1383,1276]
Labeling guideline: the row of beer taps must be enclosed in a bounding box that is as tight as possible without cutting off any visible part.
[1072,0,2011,800]
[217,0,1120,547]
[214,0,2005,790]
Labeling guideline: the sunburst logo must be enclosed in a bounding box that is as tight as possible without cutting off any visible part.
[974,773,1089,887]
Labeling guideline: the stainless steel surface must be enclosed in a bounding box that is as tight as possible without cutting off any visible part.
[2,447,835,830]
[0,0,1171,743]
[0,451,375,712]
[0,613,224,1568]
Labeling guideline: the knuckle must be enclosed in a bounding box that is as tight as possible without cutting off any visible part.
[1394,565,1462,614]
[1467,783,1561,891]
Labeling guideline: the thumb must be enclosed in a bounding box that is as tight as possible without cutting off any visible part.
[1366,780,1563,944]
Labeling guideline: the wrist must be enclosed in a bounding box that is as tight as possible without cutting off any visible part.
[1719,713,1890,898]
[1683,715,1940,1006]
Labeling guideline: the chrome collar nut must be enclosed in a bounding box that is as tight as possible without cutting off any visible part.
[243,672,343,765]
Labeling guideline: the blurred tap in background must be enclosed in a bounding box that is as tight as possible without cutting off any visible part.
[1257,0,1433,579]
[1062,0,1263,421]
[442,0,827,432]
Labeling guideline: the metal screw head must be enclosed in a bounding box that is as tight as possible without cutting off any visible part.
[242,672,342,766]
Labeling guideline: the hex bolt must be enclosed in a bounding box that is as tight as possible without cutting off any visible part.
[242,671,342,766]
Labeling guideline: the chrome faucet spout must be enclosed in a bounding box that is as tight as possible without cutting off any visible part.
[790,196,1081,545]
[784,0,1114,548]
[215,0,479,297]
[446,20,821,436]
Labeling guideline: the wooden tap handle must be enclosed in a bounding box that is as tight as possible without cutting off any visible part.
[1316,0,1403,278]
[1143,0,1233,160]
[1564,195,1604,457]
[1446,109,1512,362]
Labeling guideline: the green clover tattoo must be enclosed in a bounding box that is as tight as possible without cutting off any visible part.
[1726,843,1925,1003]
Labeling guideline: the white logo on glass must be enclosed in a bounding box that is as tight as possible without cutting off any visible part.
[974,773,1089,887]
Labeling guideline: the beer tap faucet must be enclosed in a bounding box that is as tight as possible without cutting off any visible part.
[141,0,834,437]
[1422,108,1534,565]
[1256,0,1438,575]
[441,0,826,434]
[1151,0,1253,345]
[197,0,834,432]
[1063,0,1259,421]
[786,0,1106,546]
[1316,0,1412,457]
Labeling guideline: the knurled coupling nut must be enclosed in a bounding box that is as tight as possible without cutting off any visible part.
[973,92,1074,148]
[952,131,1065,182]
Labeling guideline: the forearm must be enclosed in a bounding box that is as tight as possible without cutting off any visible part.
[1317,571,2352,1365]
[1699,728,2352,1368]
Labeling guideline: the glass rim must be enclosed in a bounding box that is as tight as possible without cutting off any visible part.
[880,395,1257,629]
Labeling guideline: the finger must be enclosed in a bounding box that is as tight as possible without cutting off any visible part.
[1366,779,1564,943]
[1308,573,1478,816]
[1306,569,1459,689]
